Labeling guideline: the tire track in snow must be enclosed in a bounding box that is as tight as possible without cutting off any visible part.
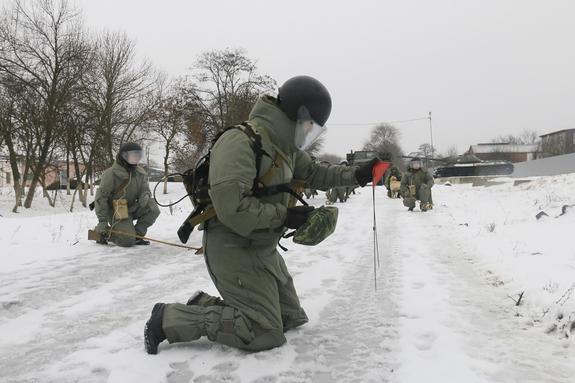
[271,191,402,383]
[0,240,209,382]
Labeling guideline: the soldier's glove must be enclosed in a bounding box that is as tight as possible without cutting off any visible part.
[354,158,380,187]
[285,206,315,230]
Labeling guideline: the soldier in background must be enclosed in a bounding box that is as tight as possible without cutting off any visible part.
[93,142,160,246]
[384,166,403,198]
[400,157,434,211]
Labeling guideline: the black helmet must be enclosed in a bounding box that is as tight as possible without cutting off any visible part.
[410,157,422,170]
[120,142,143,153]
[278,76,332,126]
[118,142,144,167]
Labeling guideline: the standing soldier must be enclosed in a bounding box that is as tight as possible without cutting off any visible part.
[400,157,434,211]
[144,76,382,354]
[93,142,160,246]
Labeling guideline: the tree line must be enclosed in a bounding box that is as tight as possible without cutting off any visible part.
[0,0,275,212]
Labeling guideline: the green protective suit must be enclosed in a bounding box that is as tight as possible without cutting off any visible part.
[384,167,402,198]
[162,95,359,351]
[400,167,434,209]
[94,159,160,247]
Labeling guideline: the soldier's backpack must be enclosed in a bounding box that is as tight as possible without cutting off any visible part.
[177,122,308,244]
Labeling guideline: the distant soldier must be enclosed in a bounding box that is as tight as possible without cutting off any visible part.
[400,157,434,211]
[327,161,353,203]
[326,186,348,203]
[303,187,318,199]
[93,142,160,246]
[384,166,403,198]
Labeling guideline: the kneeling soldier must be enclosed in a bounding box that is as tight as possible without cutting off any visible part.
[93,142,160,246]
[400,157,434,211]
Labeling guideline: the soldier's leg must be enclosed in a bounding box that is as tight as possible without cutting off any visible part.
[134,200,160,236]
[418,185,432,210]
[186,290,225,307]
[403,196,416,209]
[162,229,286,351]
[275,253,308,332]
[109,218,137,247]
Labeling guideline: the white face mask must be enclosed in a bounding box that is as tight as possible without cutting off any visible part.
[294,106,326,151]
[411,161,422,170]
[122,150,143,165]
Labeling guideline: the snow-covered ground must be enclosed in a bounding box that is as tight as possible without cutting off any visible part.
[1,175,574,383]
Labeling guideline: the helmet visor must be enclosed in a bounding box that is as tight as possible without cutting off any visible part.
[294,106,326,151]
[411,160,422,169]
[122,150,144,165]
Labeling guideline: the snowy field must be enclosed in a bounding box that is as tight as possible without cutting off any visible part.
[1,175,575,383]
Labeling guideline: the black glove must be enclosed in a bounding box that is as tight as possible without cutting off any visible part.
[285,205,315,229]
[355,158,380,187]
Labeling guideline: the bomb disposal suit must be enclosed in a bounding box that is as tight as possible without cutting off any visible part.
[144,76,381,354]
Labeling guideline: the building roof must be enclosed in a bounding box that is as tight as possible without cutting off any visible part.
[539,128,575,138]
[468,143,539,154]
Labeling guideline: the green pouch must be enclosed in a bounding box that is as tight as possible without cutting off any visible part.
[292,206,338,246]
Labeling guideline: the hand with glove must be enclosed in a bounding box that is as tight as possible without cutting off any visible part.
[285,205,315,229]
[354,158,380,187]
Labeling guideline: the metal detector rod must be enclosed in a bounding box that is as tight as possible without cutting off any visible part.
[109,229,202,252]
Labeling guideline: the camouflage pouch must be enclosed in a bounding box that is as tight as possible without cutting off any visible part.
[113,198,129,220]
[292,206,338,246]
[409,185,416,196]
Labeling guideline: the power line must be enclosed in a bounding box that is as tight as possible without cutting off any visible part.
[329,116,429,126]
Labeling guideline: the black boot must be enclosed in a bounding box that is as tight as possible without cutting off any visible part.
[186,291,206,305]
[136,238,150,245]
[144,303,166,354]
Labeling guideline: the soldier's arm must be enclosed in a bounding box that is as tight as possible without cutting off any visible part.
[95,170,114,222]
[292,151,357,191]
[400,175,408,194]
[426,172,435,188]
[208,130,287,237]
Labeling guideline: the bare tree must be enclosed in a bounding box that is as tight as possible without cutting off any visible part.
[305,135,325,159]
[418,143,433,159]
[363,123,404,160]
[152,78,187,194]
[0,0,91,208]
[185,47,276,139]
[81,30,159,166]
[492,129,539,145]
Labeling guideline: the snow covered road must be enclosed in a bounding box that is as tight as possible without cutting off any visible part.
[1,178,574,382]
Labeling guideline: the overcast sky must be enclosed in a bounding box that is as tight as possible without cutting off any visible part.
[7,0,575,157]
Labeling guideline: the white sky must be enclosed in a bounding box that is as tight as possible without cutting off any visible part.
[6,0,575,157]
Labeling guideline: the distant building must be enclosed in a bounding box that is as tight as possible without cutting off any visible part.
[466,143,539,163]
[540,129,575,157]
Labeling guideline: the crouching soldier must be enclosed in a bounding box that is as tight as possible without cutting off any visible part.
[143,76,383,354]
[400,157,434,211]
[93,142,160,246]
[384,166,402,198]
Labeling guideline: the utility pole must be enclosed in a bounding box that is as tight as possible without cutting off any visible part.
[428,111,435,163]
[146,146,150,182]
